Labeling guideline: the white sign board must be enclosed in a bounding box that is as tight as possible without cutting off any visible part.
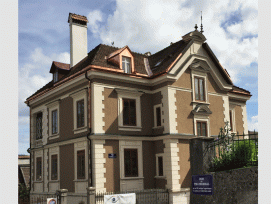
[104,193,136,204]
[47,198,57,204]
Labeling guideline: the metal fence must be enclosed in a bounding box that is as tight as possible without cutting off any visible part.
[30,193,58,204]
[96,189,169,204]
[206,131,258,171]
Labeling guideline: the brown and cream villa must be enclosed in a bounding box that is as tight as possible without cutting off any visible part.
[25,13,251,203]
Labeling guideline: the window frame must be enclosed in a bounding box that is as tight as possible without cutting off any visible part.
[229,104,236,133]
[122,98,137,126]
[196,120,208,136]
[116,89,143,131]
[53,70,58,83]
[194,76,205,101]
[50,154,58,181]
[122,56,132,74]
[47,101,60,139]
[191,71,208,104]
[76,99,85,128]
[155,153,165,178]
[71,89,88,134]
[51,109,58,134]
[77,150,86,180]
[35,112,43,140]
[36,157,42,181]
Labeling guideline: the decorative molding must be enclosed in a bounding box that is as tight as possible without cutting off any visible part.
[241,105,248,134]
[222,95,230,124]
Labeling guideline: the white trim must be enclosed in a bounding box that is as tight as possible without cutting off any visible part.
[229,103,236,133]
[116,89,143,131]
[48,147,60,192]
[191,70,208,104]
[222,95,230,124]
[155,153,164,177]
[241,105,248,134]
[153,104,163,128]
[91,84,105,134]
[47,101,60,139]
[193,117,210,137]
[71,89,88,134]
[74,141,88,193]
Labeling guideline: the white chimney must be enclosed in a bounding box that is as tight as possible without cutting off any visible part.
[68,13,88,68]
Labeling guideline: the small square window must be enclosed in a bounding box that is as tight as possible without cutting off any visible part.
[122,56,131,74]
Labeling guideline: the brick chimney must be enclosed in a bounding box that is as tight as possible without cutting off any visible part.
[68,13,88,68]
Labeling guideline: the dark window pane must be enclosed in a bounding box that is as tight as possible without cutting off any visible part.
[197,122,201,136]
[51,155,58,180]
[36,157,42,181]
[124,149,138,177]
[36,112,43,140]
[123,99,136,126]
[52,110,58,134]
[77,100,84,128]
[195,78,199,100]
[202,122,206,136]
[197,121,207,136]
[229,110,233,130]
[156,107,161,127]
[158,156,163,176]
[199,79,204,101]
[77,150,85,179]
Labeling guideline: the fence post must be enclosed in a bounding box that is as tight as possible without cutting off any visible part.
[56,189,68,204]
[87,187,96,204]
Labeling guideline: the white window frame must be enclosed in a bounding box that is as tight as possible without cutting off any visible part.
[49,147,60,182]
[119,140,143,179]
[47,101,60,140]
[53,70,58,82]
[193,116,210,137]
[115,89,143,131]
[71,89,88,134]
[153,104,163,128]
[122,56,131,74]
[155,153,165,178]
[191,70,209,105]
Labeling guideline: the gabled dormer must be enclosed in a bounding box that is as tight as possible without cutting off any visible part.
[107,46,135,74]
[49,61,70,83]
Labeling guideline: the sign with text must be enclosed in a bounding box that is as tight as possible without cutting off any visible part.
[192,175,213,195]
[104,193,136,204]
[108,153,117,158]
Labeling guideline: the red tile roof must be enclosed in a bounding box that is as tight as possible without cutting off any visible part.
[68,13,88,23]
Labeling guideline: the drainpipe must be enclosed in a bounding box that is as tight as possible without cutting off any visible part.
[26,101,32,191]
[85,71,93,187]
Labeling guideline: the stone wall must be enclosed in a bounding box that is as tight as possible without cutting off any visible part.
[191,166,258,204]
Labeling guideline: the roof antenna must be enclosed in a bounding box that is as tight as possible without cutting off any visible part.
[200,11,204,34]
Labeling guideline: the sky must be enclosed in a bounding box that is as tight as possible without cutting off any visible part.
[18,0,258,155]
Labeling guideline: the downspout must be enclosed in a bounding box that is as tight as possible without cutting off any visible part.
[85,71,93,187]
[26,101,32,191]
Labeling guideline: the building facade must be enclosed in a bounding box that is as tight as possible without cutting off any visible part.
[25,13,251,203]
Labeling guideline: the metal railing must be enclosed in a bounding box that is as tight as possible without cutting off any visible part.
[96,189,169,204]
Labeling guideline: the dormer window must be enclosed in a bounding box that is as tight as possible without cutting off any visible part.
[53,71,58,82]
[122,56,131,74]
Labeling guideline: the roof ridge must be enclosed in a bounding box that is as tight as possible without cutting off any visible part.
[100,43,146,56]
[151,39,182,57]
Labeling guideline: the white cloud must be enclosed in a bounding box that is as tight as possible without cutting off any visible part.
[87,10,103,34]
[248,115,258,131]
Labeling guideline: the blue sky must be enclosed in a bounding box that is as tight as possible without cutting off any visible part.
[18,0,258,155]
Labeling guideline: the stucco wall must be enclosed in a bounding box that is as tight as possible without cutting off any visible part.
[209,95,225,136]
[142,141,156,189]
[172,69,191,89]
[235,105,245,134]
[178,139,191,188]
[60,144,74,192]
[104,140,120,192]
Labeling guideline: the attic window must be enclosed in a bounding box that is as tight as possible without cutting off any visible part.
[122,56,131,74]
[154,59,163,67]
[53,71,58,82]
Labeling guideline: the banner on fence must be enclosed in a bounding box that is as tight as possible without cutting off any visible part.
[47,198,57,204]
[192,174,213,195]
[104,193,136,204]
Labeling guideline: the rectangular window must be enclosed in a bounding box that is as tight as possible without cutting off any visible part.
[156,107,162,127]
[197,121,207,136]
[229,110,233,131]
[158,156,163,176]
[194,77,205,101]
[124,149,138,177]
[51,155,58,180]
[77,150,85,179]
[123,99,136,126]
[53,71,58,82]
[122,56,131,74]
[36,157,42,181]
[52,110,58,134]
[36,112,43,140]
[77,100,85,128]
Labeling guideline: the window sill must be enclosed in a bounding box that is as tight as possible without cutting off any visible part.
[49,180,59,183]
[152,126,164,130]
[34,180,43,183]
[73,179,88,182]
[118,126,142,131]
[73,126,88,134]
[154,176,166,179]
[192,101,210,105]
[48,134,59,140]
[120,177,144,180]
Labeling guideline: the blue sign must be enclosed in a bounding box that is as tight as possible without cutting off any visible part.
[108,153,117,158]
[192,175,213,195]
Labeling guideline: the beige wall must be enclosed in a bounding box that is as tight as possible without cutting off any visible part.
[142,141,156,189]
[104,140,120,192]
[209,95,225,136]
[178,139,191,188]
[172,69,191,89]
[235,105,244,134]
[176,90,194,134]
[60,144,74,192]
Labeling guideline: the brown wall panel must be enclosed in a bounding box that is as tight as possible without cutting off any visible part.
[178,139,191,188]
[172,69,191,89]
[209,95,225,136]
[104,140,120,192]
[60,144,74,192]
[142,141,156,189]
[176,90,194,134]
[235,105,244,134]
[155,140,165,154]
